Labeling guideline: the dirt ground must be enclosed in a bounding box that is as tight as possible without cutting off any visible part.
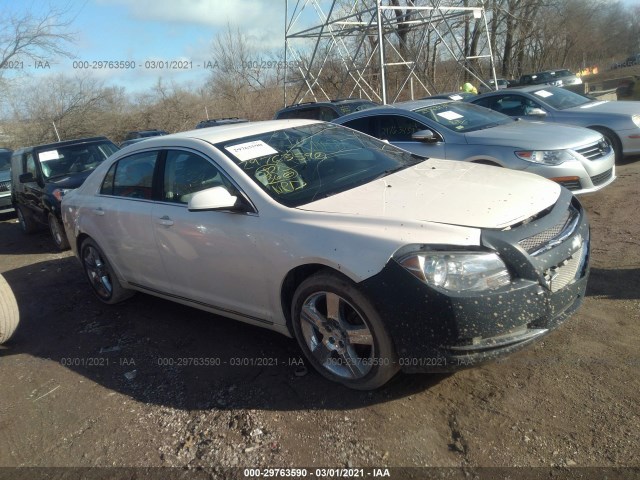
[0,157,638,479]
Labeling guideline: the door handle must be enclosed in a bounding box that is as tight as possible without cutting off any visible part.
[157,215,174,226]
[92,208,105,216]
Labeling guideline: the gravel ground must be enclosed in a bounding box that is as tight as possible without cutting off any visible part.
[0,158,638,480]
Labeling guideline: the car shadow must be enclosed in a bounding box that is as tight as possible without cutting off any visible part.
[0,217,61,255]
[0,256,448,411]
[586,267,640,300]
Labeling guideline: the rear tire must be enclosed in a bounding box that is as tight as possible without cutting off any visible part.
[48,213,70,251]
[0,274,19,344]
[80,238,134,304]
[16,205,38,234]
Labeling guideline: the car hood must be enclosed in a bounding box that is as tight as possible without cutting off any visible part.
[0,169,10,182]
[565,100,640,116]
[299,159,561,229]
[45,170,94,189]
[463,121,601,149]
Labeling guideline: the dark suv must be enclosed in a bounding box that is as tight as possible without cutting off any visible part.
[120,129,168,148]
[0,148,13,214]
[195,117,249,129]
[274,99,377,121]
[11,136,119,250]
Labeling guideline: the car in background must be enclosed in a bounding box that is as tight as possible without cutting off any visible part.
[274,98,378,121]
[478,78,511,93]
[11,136,119,250]
[0,148,13,214]
[547,69,582,86]
[421,92,476,101]
[120,129,168,148]
[518,71,563,87]
[470,85,640,162]
[62,120,591,389]
[333,99,615,194]
[195,117,249,129]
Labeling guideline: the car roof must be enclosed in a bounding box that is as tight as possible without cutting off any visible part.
[126,120,323,147]
[475,85,550,95]
[393,99,452,110]
[278,98,376,109]
[15,136,113,152]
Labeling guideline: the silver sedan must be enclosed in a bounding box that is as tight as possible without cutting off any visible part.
[334,99,615,194]
[470,85,640,162]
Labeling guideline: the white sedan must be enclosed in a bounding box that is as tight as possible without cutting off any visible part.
[62,120,590,389]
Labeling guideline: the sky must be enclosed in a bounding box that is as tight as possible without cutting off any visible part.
[1,0,310,93]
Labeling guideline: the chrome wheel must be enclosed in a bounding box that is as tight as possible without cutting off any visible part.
[83,245,113,300]
[300,291,375,380]
[16,208,26,231]
[48,214,69,250]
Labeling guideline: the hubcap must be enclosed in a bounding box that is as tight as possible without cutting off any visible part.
[83,246,112,299]
[17,209,26,231]
[50,217,62,245]
[300,291,375,380]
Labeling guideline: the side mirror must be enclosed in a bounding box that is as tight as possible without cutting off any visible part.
[188,186,243,212]
[526,107,547,116]
[411,129,437,143]
[19,172,35,183]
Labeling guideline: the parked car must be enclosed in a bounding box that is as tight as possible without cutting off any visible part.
[333,100,615,194]
[120,130,168,148]
[0,148,13,214]
[478,78,510,93]
[421,92,477,101]
[546,69,582,86]
[470,85,640,162]
[62,120,590,389]
[196,117,249,129]
[274,99,378,121]
[11,136,120,250]
[518,71,563,87]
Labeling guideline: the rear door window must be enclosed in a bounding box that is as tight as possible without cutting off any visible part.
[111,151,159,199]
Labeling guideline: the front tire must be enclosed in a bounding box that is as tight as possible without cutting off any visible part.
[0,274,19,344]
[592,127,622,163]
[80,238,134,304]
[16,205,38,234]
[291,270,399,390]
[48,213,70,250]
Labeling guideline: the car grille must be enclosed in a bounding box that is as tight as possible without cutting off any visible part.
[0,180,10,193]
[519,206,579,256]
[590,168,613,186]
[544,243,585,293]
[557,179,581,191]
[575,140,610,160]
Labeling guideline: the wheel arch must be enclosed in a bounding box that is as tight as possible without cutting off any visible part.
[280,264,355,336]
[587,125,622,159]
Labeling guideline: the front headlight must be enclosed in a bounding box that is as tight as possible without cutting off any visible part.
[632,114,640,128]
[399,251,511,292]
[514,149,576,165]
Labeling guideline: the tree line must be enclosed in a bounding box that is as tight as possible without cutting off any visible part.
[0,0,638,148]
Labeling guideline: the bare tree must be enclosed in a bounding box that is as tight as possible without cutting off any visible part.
[0,6,75,73]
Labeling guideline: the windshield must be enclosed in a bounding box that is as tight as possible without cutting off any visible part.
[217,123,423,207]
[336,101,378,115]
[36,141,119,179]
[412,102,512,132]
[530,86,591,110]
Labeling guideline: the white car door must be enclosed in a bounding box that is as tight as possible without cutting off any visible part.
[93,150,170,291]
[151,149,272,323]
